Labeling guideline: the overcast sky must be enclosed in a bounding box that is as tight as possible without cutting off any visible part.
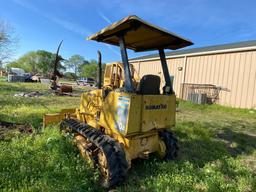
[1,0,256,63]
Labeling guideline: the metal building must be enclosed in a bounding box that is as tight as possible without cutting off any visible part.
[130,40,256,109]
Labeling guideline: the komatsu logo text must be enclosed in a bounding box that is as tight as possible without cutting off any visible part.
[145,104,167,110]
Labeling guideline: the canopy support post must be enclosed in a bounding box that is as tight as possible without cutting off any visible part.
[119,35,135,92]
[159,49,174,94]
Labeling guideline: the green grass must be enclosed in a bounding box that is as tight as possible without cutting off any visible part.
[0,81,256,191]
[0,128,100,191]
[0,82,83,127]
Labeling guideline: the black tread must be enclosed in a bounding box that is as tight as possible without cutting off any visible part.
[60,118,128,188]
[159,130,179,160]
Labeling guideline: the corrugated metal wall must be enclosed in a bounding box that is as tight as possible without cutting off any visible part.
[131,50,256,109]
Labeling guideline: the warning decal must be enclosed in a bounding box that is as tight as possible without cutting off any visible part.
[115,96,130,133]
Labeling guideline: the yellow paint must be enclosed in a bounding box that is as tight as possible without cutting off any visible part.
[78,89,176,161]
[43,108,76,127]
[44,88,176,162]
[103,62,139,89]
[98,92,175,136]
[141,94,176,132]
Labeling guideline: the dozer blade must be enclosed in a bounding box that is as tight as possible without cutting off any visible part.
[43,108,76,127]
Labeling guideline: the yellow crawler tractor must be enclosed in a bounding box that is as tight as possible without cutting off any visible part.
[44,15,193,188]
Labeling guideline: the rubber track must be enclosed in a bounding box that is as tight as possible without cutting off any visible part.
[159,130,179,160]
[60,118,128,188]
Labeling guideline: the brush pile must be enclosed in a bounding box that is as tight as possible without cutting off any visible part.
[14,91,43,97]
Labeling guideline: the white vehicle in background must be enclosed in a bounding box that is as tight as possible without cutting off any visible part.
[77,77,95,86]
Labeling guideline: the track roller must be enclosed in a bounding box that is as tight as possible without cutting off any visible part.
[60,118,128,188]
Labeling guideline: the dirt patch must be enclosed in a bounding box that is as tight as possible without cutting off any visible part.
[0,121,33,140]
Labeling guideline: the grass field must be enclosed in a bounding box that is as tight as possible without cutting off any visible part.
[0,78,256,191]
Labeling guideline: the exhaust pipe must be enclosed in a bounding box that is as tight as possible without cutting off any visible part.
[97,50,102,89]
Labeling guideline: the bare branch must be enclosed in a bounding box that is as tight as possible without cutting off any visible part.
[0,20,18,68]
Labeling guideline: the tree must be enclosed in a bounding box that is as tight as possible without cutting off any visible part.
[64,55,88,76]
[6,50,65,75]
[0,20,17,68]
[78,61,90,75]
[64,72,76,80]
[80,59,98,79]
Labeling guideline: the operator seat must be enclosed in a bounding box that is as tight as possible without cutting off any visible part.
[137,75,160,95]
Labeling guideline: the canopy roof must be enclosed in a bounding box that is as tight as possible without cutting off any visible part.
[87,15,193,52]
